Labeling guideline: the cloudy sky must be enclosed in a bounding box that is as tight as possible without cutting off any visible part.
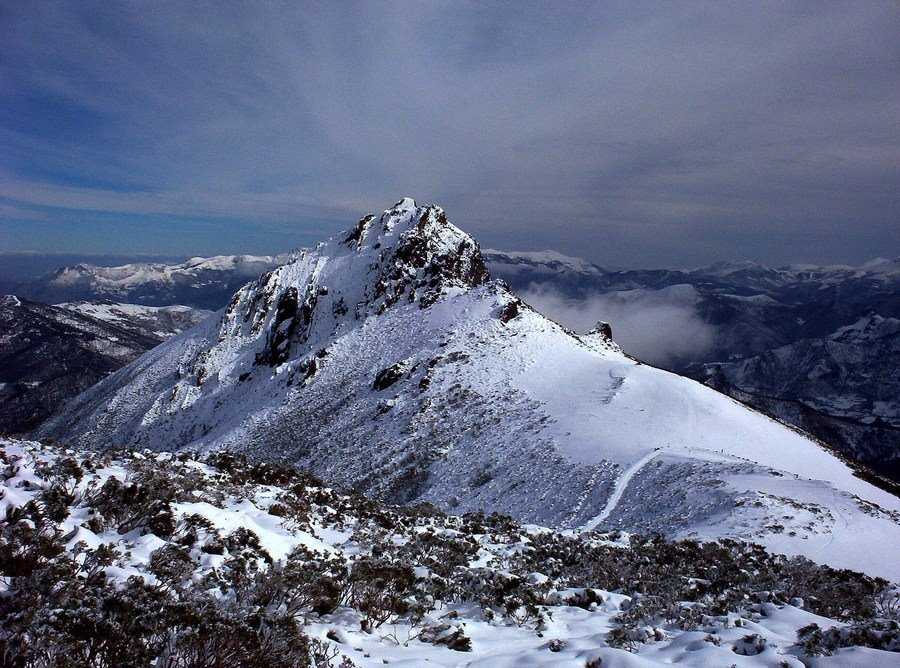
[1,1,897,267]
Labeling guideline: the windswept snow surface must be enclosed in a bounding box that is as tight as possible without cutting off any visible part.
[41,199,900,580]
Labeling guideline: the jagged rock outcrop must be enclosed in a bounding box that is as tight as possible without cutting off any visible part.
[590,321,613,340]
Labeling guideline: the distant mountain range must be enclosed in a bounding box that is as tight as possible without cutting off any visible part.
[0,297,209,434]
[14,254,291,309]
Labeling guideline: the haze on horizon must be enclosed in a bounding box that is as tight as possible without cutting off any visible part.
[1,1,897,268]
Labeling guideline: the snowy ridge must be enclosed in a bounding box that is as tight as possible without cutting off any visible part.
[48,253,288,287]
[482,249,606,276]
[57,301,212,338]
[20,253,294,309]
[40,199,900,580]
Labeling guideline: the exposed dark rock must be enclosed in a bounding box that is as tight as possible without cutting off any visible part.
[344,214,375,247]
[373,362,406,391]
[255,287,299,367]
[590,321,613,340]
[499,300,521,323]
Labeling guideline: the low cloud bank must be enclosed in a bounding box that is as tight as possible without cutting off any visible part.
[520,284,716,367]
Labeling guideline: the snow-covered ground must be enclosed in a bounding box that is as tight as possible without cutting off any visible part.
[3,438,897,667]
[57,301,212,338]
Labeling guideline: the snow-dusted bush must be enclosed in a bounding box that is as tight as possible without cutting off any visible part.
[344,556,417,631]
[0,440,895,666]
[797,620,900,655]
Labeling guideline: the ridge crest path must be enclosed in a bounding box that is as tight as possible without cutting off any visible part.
[581,449,661,531]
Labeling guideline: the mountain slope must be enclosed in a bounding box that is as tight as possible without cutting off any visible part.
[700,314,900,479]
[0,296,209,434]
[58,300,212,337]
[19,254,291,309]
[486,251,900,480]
[41,199,900,579]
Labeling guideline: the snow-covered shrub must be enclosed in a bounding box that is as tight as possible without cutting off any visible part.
[733,632,767,655]
[451,566,550,629]
[148,542,193,592]
[85,462,181,536]
[344,556,417,630]
[254,546,347,619]
[606,624,665,652]
[875,585,900,620]
[1,440,896,666]
[796,620,900,655]
[208,527,274,601]
[418,621,473,651]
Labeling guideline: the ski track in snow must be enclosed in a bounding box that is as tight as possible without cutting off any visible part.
[581,443,752,533]
[582,449,661,531]
[813,488,851,560]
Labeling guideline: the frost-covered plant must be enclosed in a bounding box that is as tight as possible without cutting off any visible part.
[875,585,900,621]
[1,440,896,666]
[796,620,900,656]
[344,556,417,630]
[253,546,347,619]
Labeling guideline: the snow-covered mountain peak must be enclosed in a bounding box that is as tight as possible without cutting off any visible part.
[341,197,489,291]
[482,249,606,276]
[831,312,898,343]
[703,259,770,275]
[185,198,494,381]
[39,201,900,580]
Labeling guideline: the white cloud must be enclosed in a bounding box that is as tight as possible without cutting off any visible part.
[520,284,716,367]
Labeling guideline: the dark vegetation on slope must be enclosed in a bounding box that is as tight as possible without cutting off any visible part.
[1,442,897,666]
[0,298,162,434]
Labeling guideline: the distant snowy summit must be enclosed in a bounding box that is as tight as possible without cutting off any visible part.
[18,253,293,309]
[0,296,209,434]
[482,249,606,277]
[40,198,900,580]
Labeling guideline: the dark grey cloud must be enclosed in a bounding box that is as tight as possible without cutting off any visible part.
[1,1,897,265]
